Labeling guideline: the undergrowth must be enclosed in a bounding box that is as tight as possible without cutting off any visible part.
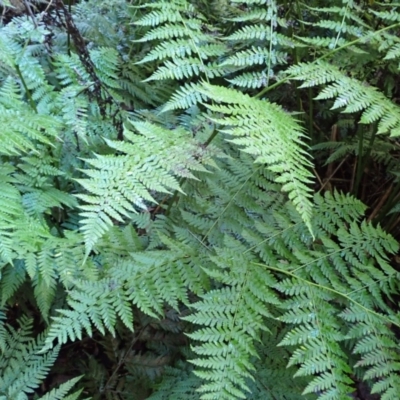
[1,0,400,399]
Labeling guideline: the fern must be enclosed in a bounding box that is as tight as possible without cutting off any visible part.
[0,315,81,400]
[133,0,227,81]
[221,0,297,88]
[286,60,400,136]
[198,83,314,233]
[151,148,399,399]
[1,1,400,400]
[77,118,217,255]
[43,232,209,350]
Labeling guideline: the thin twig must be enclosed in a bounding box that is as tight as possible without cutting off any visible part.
[43,0,54,14]
[22,0,37,27]
[349,157,357,193]
[104,324,149,392]
[318,156,348,193]
[367,183,393,222]
[313,168,323,187]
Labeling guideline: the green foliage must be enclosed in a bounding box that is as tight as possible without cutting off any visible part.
[0,314,82,400]
[1,1,400,400]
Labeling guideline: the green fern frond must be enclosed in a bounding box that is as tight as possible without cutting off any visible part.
[226,71,269,88]
[90,47,121,90]
[198,82,314,233]
[0,317,59,397]
[132,1,198,26]
[303,19,365,37]
[162,83,206,111]
[134,0,225,82]
[38,376,83,400]
[178,153,399,399]
[277,283,355,398]
[185,255,275,399]
[287,61,400,136]
[77,118,216,254]
[0,316,81,399]
[221,47,287,68]
[0,78,61,155]
[148,363,202,400]
[134,23,202,42]
[297,35,362,52]
[343,307,400,399]
[137,41,226,64]
[371,9,400,23]
[0,262,26,306]
[44,233,208,349]
[144,58,226,81]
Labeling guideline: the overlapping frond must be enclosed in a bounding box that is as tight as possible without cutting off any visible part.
[167,152,399,399]
[44,233,208,350]
[0,1,399,400]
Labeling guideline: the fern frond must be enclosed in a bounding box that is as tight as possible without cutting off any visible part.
[297,35,362,52]
[198,82,314,233]
[227,71,269,88]
[185,244,279,400]
[132,1,199,25]
[148,362,202,400]
[90,47,121,90]
[0,78,61,155]
[134,0,224,82]
[0,317,59,397]
[220,47,287,67]
[144,58,226,81]
[0,315,81,399]
[162,83,206,111]
[287,61,400,136]
[342,307,400,399]
[137,40,226,64]
[371,9,400,23]
[44,233,208,349]
[77,119,215,254]
[38,376,83,400]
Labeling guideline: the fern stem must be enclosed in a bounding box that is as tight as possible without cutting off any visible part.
[318,156,348,193]
[368,183,393,222]
[15,64,37,112]
[203,126,217,147]
[103,325,147,393]
[293,48,303,114]
[386,212,400,233]
[166,177,185,215]
[362,123,377,168]
[308,87,314,142]
[354,123,377,197]
[374,179,400,224]
[265,0,277,88]
[291,243,353,274]
[67,0,72,55]
[243,222,300,255]
[293,0,306,33]
[333,2,349,49]
[353,126,365,197]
